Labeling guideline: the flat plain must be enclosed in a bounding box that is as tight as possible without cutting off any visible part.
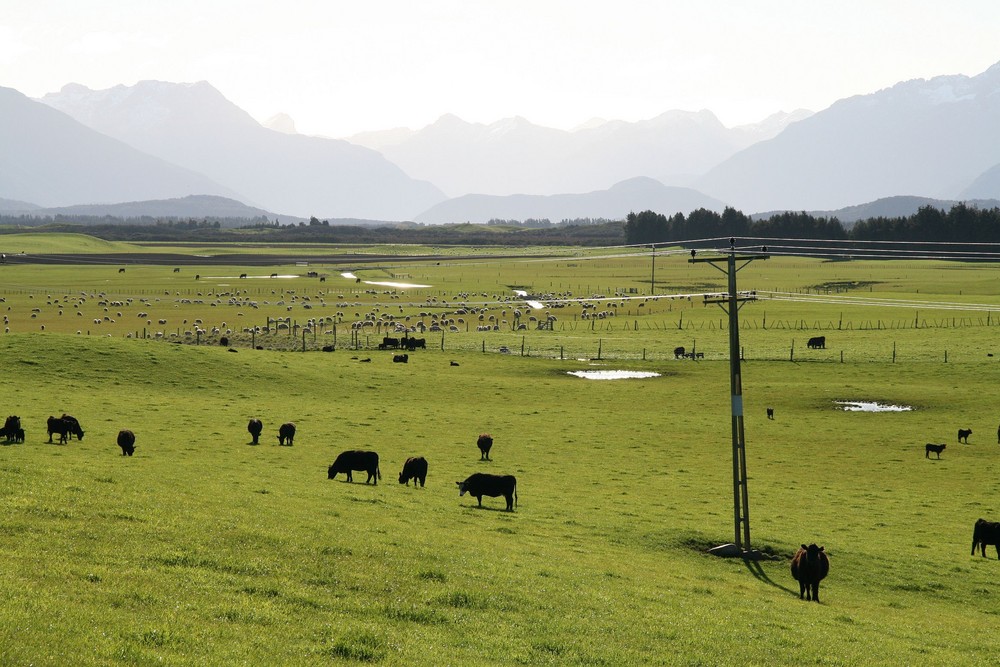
[2,234,1000,665]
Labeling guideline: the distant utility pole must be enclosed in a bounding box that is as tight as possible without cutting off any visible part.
[690,240,768,554]
[649,244,656,295]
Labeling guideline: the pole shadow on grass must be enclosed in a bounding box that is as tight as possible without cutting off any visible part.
[743,558,797,595]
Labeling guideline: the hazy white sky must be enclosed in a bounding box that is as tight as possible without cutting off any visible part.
[3,1,999,137]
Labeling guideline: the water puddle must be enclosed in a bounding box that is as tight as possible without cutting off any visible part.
[835,400,913,412]
[568,370,661,380]
[339,272,430,288]
[513,290,545,309]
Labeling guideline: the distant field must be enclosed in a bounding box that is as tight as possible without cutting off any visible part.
[2,235,1000,664]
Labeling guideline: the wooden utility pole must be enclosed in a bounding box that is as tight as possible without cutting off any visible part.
[690,240,768,554]
[650,244,656,295]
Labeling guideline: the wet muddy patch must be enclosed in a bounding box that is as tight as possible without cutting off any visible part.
[568,370,661,380]
[835,400,913,412]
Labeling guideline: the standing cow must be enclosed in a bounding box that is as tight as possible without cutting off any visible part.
[971,518,1000,558]
[1,415,21,443]
[47,415,84,444]
[117,430,136,456]
[477,433,493,460]
[277,422,296,446]
[457,472,517,511]
[247,418,263,445]
[328,450,381,484]
[398,456,428,487]
[791,543,830,602]
[958,428,972,443]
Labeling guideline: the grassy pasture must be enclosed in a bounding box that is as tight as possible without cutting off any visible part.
[1,236,1000,664]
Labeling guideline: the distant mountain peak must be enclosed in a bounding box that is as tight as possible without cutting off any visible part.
[264,113,298,134]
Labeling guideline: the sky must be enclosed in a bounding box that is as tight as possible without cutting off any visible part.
[2,1,999,138]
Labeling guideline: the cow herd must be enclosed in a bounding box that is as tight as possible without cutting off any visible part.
[238,420,517,511]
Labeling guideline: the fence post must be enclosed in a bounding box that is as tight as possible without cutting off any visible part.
[893,341,896,363]
[790,340,794,362]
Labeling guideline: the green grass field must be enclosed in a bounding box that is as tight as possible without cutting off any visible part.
[2,235,1000,665]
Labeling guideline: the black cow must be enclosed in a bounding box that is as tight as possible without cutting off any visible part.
[791,543,830,602]
[958,428,972,443]
[1,415,21,443]
[380,336,400,350]
[477,433,493,460]
[278,422,296,446]
[404,337,427,351]
[807,336,826,349]
[766,407,774,420]
[972,518,1000,558]
[456,473,517,511]
[393,354,408,363]
[398,456,428,487]
[117,430,136,456]
[47,415,84,444]
[328,450,381,484]
[673,346,685,359]
[247,419,263,445]
[925,443,946,459]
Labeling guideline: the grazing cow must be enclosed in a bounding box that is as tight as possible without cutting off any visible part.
[393,354,408,363]
[958,428,972,443]
[47,415,84,444]
[404,337,427,351]
[118,268,125,273]
[328,450,381,484]
[790,543,830,602]
[673,346,685,359]
[766,407,774,420]
[0,415,21,443]
[971,518,1000,558]
[247,418,263,445]
[477,433,493,460]
[925,443,946,459]
[117,429,136,456]
[277,422,296,446]
[13,428,24,443]
[807,336,826,349]
[456,472,517,511]
[398,456,428,487]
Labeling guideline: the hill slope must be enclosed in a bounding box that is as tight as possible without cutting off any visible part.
[698,61,1000,212]
[40,81,446,221]
[0,87,241,207]
[414,176,726,224]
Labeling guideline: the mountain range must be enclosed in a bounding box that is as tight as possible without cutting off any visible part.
[2,61,1000,224]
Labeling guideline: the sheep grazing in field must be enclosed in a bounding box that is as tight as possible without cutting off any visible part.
[791,544,829,602]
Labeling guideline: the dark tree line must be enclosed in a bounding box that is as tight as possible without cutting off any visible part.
[625,204,1000,247]
[3,203,999,248]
